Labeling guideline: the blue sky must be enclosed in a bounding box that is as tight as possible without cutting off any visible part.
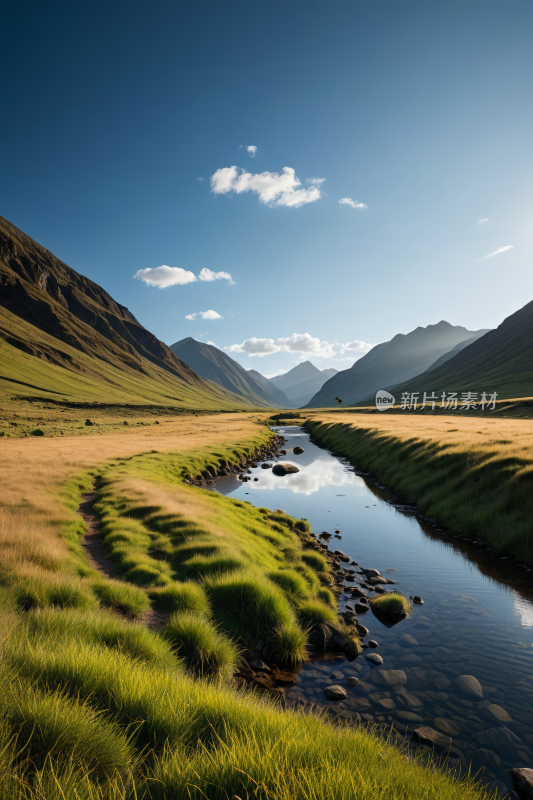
[2,0,532,376]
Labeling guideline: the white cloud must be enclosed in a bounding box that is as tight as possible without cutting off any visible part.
[264,368,287,379]
[200,310,223,320]
[210,166,322,208]
[246,145,258,157]
[226,332,375,359]
[306,177,326,185]
[206,340,218,347]
[339,197,367,209]
[478,218,489,224]
[199,267,235,284]
[479,245,514,260]
[196,177,204,182]
[134,266,197,288]
[185,313,197,320]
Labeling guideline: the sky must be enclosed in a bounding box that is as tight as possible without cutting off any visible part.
[2,0,532,377]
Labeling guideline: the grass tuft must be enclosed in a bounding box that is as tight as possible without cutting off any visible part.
[164,612,238,678]
[369,593,412,615]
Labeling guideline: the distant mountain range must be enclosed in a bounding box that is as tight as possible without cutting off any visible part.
[389,300,533,401]
[170,338,292,408]
[306,322,490,407]
[0,216,252,408]
[269,361,338,407]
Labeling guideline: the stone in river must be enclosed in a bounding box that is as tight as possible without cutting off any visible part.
[368,640,379,648]
[411,726,452,750]
[332,670,345,680]
[434,717,462,736]
[353,602,370,614]
[401,653,423,664]
[347,676,359,686]
[366,653,383,665]
[413,596,424,604]
[293,446,304,455]
[351,587,368,598]
[510,768,533,800]
[481,703,513,724]
[472,749,501,769]
[373,585,385,594]
[373,669,407,686]
[400,634,419,646]
[364,569,381,578]
[476,727,522,751]
[324,685,348,701]
[272,463,299,476]
[396,711,424,724]
[455,675,483,699]
[373,697,396,711]
[355,623,369,637]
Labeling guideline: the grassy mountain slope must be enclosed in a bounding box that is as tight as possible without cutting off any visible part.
[271,361,338,405]
[306,321,487,408]
[170,338,289,408]
[421,331,491,375]
[388,300,533,401]
[0,217,247,408]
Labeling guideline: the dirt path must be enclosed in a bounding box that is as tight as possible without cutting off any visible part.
[77,492,166,630]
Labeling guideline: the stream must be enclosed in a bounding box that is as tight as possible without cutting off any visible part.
[207,425,533,797]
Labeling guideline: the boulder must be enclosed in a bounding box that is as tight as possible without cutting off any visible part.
[353,602,370,614]
[411,726,452,751]
[308,622,334,652]
[373,585,385,594]
[434,717,462,737]
[344,639,360,660]
[368,640,379,648]
[476,727,522,751]
[351,588,368,599]
[373,669,407,687]
[510,768,533,800]
[481,703,513,724]
[396,711,424,724]
[293,446,304,455]
[347,676,359,686]
[413,595,424,604]
[365,653,383,665]
[355,623,369,637]
[261,463,272,469]
[272,463,300,476]
[329,634,348,651]
[455,675,483,699]
[324,685,348,701]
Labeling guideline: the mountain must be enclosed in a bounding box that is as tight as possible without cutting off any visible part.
[421,331,491,375]
[0,215,248,408]
[389,301,533,401]
[246,369,296,408]
[169,338,291,408]
[305,321,489,408]
[270,361,339,407]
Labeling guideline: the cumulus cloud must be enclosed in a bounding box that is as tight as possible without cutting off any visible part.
[339,197,367,209]
[226,332,375,359]
[306,177,326,185]
[246,145,258,157]
[479,245,514,260]
[134,266,197,288]
[210,166,322,208]
[199,267,234,284]
[186,310,223,320]
[478,218,489,224]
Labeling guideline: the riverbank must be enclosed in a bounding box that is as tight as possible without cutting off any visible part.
[0,413,494,799]
[305,413,533,563]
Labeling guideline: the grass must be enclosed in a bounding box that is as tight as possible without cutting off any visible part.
[164,611,239,678]
[305,413,533,561]
[369,593,413,616]
[0,412,497,799]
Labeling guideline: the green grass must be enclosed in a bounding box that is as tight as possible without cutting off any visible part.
[164,611,239,678]
[151,582,211,616]
[92,579,150,618]
[369,593,413,616]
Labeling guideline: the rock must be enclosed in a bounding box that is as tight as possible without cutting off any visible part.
[368,640,379,648]
[355,623,369,637]
[411,726,452,751]
[280,449,287,455]
[272,463,300,476]
[347,676,359,686]
[472,749,501,769]
[365,653,383,665]
[400,634,419,646]
[476,727,522,750]
[364,569,381,578]
[254,478,258,481]
[261,463,272,469]
[373,697,396,711]
[85,418,94,426]
[329,634,348,651]
[401,653,422,664]
[274,670,297,686]
[481,703,513,724]
[396,711,424,724]
[373,585,385,594]
[434,717,462,736]
[351,588,368,599]
[413,596,424,604]
[344,639,360,660]
[353,602,370,614]
[250,660,271,673]
[293,446,304,455]
[308,623,334,652]
[373,669,407,687]
[324,685,348,701]
[455,675,483,699]
[510,768,533,800]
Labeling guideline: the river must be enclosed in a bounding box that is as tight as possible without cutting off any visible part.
[206,425,533,797]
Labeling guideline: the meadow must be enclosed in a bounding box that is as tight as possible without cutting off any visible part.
[305,412,533,562]
[0,409,495,798]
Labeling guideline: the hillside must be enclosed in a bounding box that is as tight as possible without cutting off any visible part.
[247,368,296,407]
[270,361,338,406]
[306,321,489,408]
[421,331,491,375]
[170,338,291,408]
[387,300,533,401]
[0,216,248,408]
